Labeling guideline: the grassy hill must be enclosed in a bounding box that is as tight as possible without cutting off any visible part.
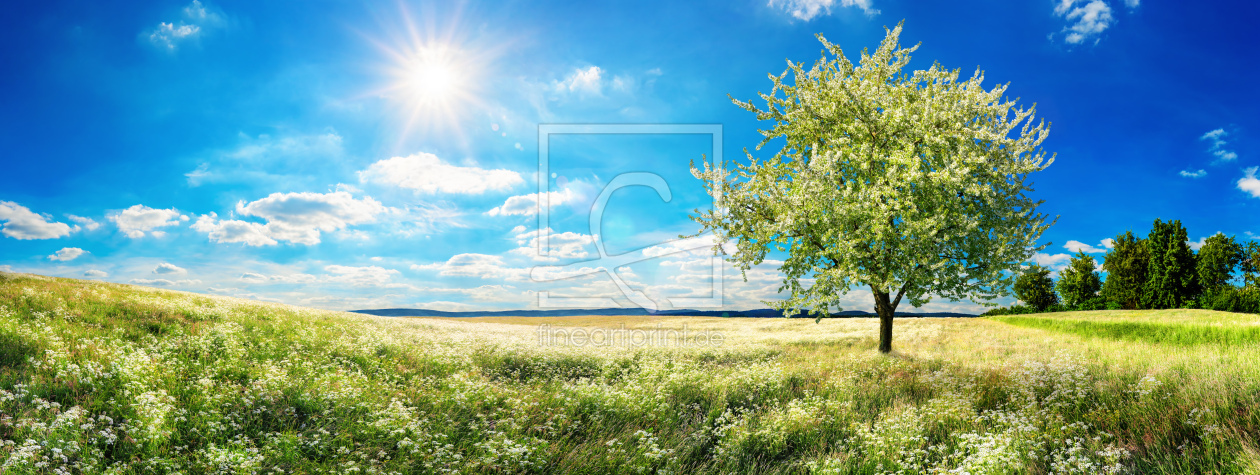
[2,272,1259,473]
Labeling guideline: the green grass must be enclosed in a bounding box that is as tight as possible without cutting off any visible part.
[993,314,1260,346]
[2,271,1260,473]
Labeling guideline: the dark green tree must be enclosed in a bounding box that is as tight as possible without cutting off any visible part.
[1142,219,1198,309]
[1196,233,1241,293]
[1101,231,1149,309]
[1014,264,1058,312]
[1241,241,1260,289]
[1056,251,1102,309]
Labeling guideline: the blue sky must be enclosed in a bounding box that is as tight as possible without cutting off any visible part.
[1,0,1257,313]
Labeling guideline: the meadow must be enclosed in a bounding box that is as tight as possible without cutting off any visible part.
[2,271,1259,473]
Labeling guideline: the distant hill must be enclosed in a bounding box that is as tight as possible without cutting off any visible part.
[351,308,978,318]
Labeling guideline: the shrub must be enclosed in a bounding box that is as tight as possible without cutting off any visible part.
[1013,265,1058,312]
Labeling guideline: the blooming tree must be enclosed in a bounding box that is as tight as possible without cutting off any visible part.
[691,22,1056,353]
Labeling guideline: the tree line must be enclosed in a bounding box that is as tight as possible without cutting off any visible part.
[989,219,1260,315]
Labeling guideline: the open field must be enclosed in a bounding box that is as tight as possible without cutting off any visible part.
[2,272,1260,473]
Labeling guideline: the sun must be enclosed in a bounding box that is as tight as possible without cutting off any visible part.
[359,3,503,147]
[400,45,466,109]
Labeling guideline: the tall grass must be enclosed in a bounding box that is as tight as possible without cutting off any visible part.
[993,315,1260,346]
[0,271,1258,473]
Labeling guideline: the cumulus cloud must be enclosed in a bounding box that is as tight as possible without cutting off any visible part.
[84,270,108,278]
[66,215,101,231]
[510,228,596,262]
[1180,169,1206,178]
[358,152,523,195]
[48,247,87,262]
[555,66,603,95]
[215,191,388,245]
[1031,252,1073,271]
[131,278,201,286]
[487,188,579,217]
[768,0,878,20]
[145,0,224,51]
[110,205,186,238]
[0,201,74,240]
[1063,240,1107,254]
[1054,0,1114,45]
[1239,167,1260,198]
[1101,238,1114,249]
[191,213,277,246]
[1187,236,1215,251]
[1202,128,1238,162]
[153,262,188,275]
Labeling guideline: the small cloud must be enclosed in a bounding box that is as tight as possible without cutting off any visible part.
[1054,0,1114,45]
[48,247,87,262]
[358,152,523,195]
[768,0,878,20]
[555,66,603,95]
[0,201,74,240]
[1101,238,1114,249]
[1180,169,1207,178]
[153,262,188,275]
[1239,167,1260,198]
[1064,240,1107,253]
[1201,128,1238,162]
[487,188,578,217]
[84,269,108,278]
[0,265,13,273]
[1124,0,1139,7]
[1031,252,1073,271]
[66,215,101,231]
[239,272,268,283]
[131,278,201,286]
[110,205,184,238]
[144,0,225,51]
[1187,235,1217,251]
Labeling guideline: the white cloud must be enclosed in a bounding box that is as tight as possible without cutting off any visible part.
[323,265,400,286]
[1031,252,1073,271]
[358,152,524,195]
[1239,167,1260,198]
[191,213,277,246]
[1201,128,1238,162]
[1101,238,1114,249]
[1188,236,1214,251]
[768,0,878,20]
[1124,0,1139,7]
[1180,169,1206,178]
[145,0,224,51]
[413,253,525,280]
[153,262,188,275]
[1063,240,1107,254]
[131,278,201,286]
[0,265,13,273]
[487,188,578,217]
[84,270,107,278]
[227,191,387,245]
[48,248,86,262]
[1054,0,1114,45]
[110,205,186,238]
[148,22,200,50]
[555,66,603,95]
[66,215,101,231]
[510,228,595,262]
[0,201,74,240]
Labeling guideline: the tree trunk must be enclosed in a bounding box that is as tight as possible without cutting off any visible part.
[872,287,895,354]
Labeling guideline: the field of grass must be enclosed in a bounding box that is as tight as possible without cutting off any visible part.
[2,272,1260,473]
